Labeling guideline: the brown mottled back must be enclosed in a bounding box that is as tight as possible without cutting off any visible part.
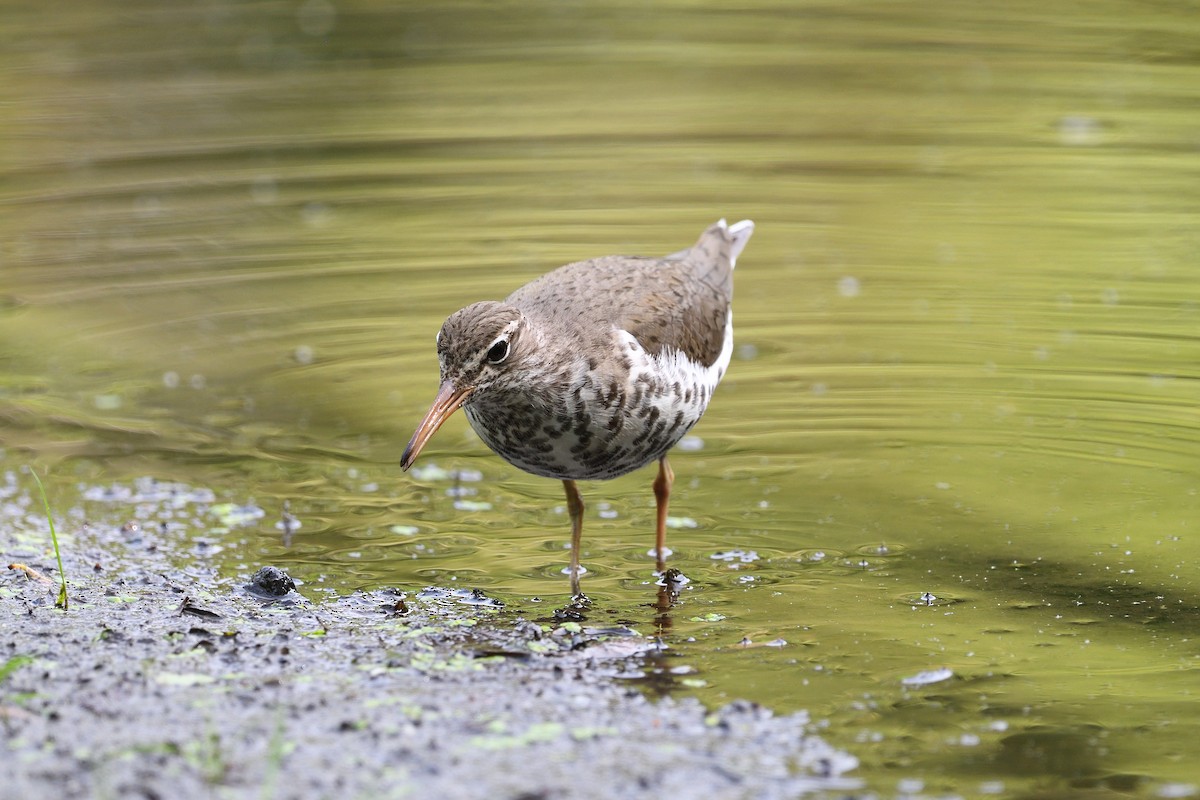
[506,221,742,368]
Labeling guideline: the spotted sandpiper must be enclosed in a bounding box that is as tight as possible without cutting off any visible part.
[401,219,755,594]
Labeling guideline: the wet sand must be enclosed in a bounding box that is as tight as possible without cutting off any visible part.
[2,486,859,799]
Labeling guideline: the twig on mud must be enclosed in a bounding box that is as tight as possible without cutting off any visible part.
[7,563,55,587]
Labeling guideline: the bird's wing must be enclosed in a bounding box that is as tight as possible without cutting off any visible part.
[508,220,753,368]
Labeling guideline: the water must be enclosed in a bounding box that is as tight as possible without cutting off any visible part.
[3,1,1199,796]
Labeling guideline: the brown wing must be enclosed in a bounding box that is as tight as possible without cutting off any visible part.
[507,222,739,368]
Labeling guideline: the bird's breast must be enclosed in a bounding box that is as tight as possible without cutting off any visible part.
[463,326,728,481]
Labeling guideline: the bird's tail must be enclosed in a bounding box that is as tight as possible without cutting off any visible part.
[720,218,755,269]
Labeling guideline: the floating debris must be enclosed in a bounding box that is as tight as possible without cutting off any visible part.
[737,637,787,649]
[553,592,591,621]
[711,549,758,563]
[83,477,216,506]
[211,503,266,528]
[416,586,504,609]
[293,344,315,365]
[92,393,122,411]
[410,465,484,483]
[901,591,960,608]
[410,464,453,481]
[901,667,954,687]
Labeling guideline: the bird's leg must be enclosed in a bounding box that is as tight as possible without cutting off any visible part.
[563,479,585,596]
[652,455,674,573]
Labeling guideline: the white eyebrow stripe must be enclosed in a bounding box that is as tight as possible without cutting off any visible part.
[487,319,520,349]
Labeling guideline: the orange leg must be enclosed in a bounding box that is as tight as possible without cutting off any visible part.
[652,455,674,572]
[563,479,585,595]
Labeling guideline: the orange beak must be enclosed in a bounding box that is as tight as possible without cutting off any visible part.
[401,380,474,470]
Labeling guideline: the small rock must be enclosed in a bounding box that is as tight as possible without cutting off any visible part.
[247,566,296,597]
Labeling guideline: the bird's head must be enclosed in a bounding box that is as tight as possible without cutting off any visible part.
[400,301,529,470]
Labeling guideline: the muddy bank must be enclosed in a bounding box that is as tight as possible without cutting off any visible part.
[2,480,858,799]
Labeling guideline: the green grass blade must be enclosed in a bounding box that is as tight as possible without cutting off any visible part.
[29,469,68,610]
[0,655,33,683]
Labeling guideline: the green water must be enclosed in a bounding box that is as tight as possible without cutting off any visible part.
[3,1,1198,795]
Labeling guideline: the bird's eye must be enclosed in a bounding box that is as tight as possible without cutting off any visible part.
[486,339,509,364]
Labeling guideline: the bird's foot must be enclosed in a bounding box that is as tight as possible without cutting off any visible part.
[653,567,688,608]
[553,591,591,621]
[655,567,689,589]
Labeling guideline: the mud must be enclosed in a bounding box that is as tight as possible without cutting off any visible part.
[2,478,859,799]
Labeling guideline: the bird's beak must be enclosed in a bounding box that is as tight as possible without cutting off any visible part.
[401,380,474,471]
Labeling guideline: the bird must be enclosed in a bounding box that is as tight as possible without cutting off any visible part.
[400,218,755,595]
